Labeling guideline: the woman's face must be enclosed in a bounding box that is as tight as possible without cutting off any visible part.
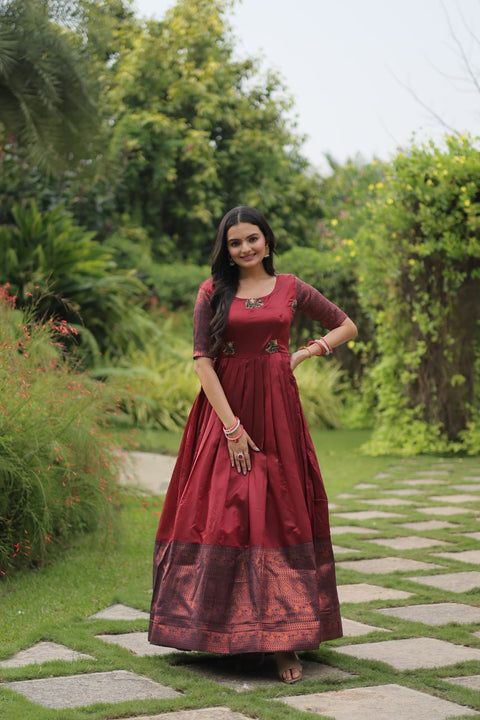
[226,222,268,270]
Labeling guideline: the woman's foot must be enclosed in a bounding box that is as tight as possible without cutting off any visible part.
[274,651,302,684]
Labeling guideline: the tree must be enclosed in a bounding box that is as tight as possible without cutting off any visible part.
[107,0,324,262]
[357,134,480,454]
[0,0,98,172]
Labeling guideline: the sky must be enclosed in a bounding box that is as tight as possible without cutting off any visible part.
[132,0,480,173]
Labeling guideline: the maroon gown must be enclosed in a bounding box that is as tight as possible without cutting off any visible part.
[148,273,345,653]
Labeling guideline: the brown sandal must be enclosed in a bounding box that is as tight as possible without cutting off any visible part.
[275,651,302,684]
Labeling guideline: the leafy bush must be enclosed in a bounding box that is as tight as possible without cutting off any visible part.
[295,358,344,429]
[0,287,123,575]
[0,201,151,366]
[148,262,210,310]
[93,313,199,430]
[357,135,480,455]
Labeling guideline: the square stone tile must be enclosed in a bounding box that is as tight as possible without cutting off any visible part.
[355,483,378,489]
[337,557,442,574]
[401,520,457,531]
[341,618,391,637]
[381,488,423,496]
[332,545,359,555]
[375,473,391,479]
[0,642,93,668]
[428,494,480,504]
[332,526,378,535]
[280,683,476,719]
[416,470,449,476]
[444,675,480,691]
[433,549,480,564]
[181,654,350,690]
[400,479,446,486]
[360,498,417,506]
[96,632,180,656]
[333,511,402,521]
[335,637,480,670]
[129,710,252,720]
[90,603,149,620]
[366,536,450,551]
[337,583,413,604]
[376,602,480,626]
[452,484,480,492]
[2,670,180,709]
[463,532,480,541]
[406,571,480,593]
[417,506,471,516]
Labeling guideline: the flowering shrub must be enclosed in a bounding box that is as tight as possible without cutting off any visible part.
[0,286,122,575]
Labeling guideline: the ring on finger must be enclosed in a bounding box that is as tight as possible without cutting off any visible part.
[237,452,244,460]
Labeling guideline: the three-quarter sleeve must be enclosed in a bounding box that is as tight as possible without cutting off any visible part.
[193,280,214,358]
[295,277,347,329]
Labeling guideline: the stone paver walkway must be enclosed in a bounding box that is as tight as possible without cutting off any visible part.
[2,452,480,719]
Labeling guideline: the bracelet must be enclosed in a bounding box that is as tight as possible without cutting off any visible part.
[307,340,325,356]
[299,345,315,356]
[318,337,333,355]
[226,425,244,442]
[223,416,240,436]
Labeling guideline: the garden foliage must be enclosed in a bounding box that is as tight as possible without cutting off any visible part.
[0,287,123,575]
[356,136,480,455]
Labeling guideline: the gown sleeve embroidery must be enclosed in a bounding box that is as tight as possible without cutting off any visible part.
[193,282,214,358]
[294,277,348,329]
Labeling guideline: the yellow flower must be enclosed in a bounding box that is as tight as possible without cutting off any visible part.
[331,219,338,226]
[391,232,397,239]
[386,198,394,205]
[443,169,448,175]
[426,179,433,186]
[347,340,355,349]
[375,182,383,189]
[349,250,356,258]
[406,184,412,190]
[465,199,471,207]
[408,259,415,266]
[335,255,341,262]
[368,184,374,190]
[461,186,467,192]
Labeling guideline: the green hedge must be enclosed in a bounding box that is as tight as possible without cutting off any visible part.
[0,287,122,575]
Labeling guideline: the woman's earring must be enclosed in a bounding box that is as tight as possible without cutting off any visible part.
[229,258,235,266]
[264,246,270,258]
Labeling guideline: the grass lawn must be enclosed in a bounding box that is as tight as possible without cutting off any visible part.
[1,429,480,719]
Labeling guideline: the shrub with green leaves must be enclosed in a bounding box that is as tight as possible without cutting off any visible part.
[0,287,122,575]
[356,135,480,455]
[0,200,150,366]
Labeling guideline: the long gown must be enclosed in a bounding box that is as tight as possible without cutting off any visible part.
[148,273,345,654]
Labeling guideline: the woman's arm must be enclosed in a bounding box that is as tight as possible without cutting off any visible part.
[194,357,259,472]
[290,317,358,370]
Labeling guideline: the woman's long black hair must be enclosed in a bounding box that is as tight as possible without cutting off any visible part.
[209,206,276,356]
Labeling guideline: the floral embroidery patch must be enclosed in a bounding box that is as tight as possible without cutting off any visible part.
[245,298,264,309]
[222,341,235,355]
[291,299,298,313]
[265,339,279,354]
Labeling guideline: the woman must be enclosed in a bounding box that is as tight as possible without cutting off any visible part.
[149,206,357,683]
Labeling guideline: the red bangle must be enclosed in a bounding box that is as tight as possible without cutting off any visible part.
[226,425,244,442]
[307,340,325,356]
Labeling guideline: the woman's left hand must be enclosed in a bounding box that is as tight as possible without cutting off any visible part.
[290,348,310,372]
